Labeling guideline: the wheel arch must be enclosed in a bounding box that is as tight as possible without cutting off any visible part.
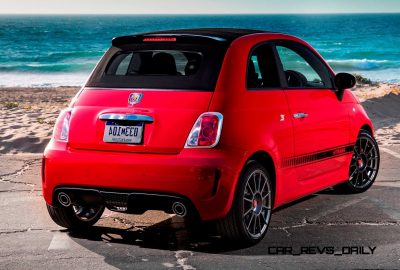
[360,124,373,135]
[244,150,276,207]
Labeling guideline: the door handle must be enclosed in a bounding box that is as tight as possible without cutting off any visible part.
[293,112,308,119]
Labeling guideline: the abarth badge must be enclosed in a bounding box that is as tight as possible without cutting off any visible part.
[128,93,143,106]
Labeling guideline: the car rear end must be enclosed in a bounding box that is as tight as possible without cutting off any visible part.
[42,33,244,221]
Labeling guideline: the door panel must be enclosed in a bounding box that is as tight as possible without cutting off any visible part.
[286,89,350,154]
[275,42,351,182]
[285,89,351,181]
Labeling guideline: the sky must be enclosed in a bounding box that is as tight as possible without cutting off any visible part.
[0,0,400,14]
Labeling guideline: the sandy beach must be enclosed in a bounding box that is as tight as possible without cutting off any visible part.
[0,87,79,154]
[0,84,399,154]
[352,83,400,146]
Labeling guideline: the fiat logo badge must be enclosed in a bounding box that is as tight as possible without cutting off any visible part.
[128,93,143,106]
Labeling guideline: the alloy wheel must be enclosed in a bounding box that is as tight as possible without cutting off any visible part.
[72,204,104,222]
[349,135,379,189]
[242,169,272,239]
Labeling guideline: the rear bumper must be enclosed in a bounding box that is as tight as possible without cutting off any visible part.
[42,140,246,220]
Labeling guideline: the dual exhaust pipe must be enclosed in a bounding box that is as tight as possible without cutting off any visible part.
[58,192,72,207]
[172,201,187,217]
[58,191,187,217]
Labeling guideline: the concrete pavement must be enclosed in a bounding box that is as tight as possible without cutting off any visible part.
[0,147,399,269]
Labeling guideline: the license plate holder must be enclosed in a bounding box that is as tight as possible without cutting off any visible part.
[103,121,144,144]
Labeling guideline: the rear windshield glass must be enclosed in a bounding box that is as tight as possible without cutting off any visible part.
[107,50,202,76]
[86,44,227,91]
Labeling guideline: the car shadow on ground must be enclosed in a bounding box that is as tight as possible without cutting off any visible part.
[67,185,400,264]
[68,194,319,254]
[68,217,238,253]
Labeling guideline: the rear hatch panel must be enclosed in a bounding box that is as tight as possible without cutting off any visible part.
[68,35,229,154]
[68,89,213,154]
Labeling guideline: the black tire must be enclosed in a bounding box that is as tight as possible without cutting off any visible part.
[336,130,380,193]
[47,203,104,229]
[217,162,273,246]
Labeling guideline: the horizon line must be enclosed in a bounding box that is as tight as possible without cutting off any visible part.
[0,12,400,15]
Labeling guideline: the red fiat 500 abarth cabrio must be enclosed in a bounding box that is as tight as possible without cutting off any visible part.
[42,28,380,245]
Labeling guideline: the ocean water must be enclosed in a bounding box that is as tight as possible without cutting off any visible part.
[0,14,399,87]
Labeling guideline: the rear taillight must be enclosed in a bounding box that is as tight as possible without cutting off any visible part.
[53,108,72,142]
[185,112,223,148]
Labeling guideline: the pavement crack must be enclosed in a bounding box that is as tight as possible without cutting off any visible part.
[0,158,39,187]
[0,158,37,177]
[175,250,196,270]
[0,229,30,235]
[0,179,35,187]
[0,228,59,235]
[0,189,41,193]
[271,220,400,235]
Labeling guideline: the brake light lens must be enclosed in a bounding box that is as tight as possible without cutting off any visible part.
[143,37,177,42]
[53,108,72,142]
[185,112,223,148]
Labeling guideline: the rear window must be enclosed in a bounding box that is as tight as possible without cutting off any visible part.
[86,43,227,91]
[107,50,202,76]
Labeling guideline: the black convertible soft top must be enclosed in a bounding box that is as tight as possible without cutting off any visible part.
[112,28,273,46]
[88,29,276,90]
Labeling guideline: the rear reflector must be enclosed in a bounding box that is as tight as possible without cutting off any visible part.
[185,112,223,148]
[143,37,177,42]
[41,157,46,183]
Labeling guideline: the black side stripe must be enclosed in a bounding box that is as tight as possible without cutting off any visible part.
[281,144,354,168]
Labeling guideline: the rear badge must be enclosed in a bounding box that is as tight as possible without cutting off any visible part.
[128,93,143,106]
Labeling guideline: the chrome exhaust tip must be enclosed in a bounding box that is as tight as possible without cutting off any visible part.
[58,192,71,207]
[172,202,187,217]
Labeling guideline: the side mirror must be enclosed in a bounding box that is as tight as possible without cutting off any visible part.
[334,73,356,100]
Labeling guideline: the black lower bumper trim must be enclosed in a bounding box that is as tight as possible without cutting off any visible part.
[53,187,194,215]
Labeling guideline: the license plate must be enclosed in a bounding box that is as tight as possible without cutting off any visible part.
[103,121,143,144]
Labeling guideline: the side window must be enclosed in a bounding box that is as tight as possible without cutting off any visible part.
[247,44,281,89]
[115,53,133,75]
[276,44,333,89]
[250,55,262,80]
